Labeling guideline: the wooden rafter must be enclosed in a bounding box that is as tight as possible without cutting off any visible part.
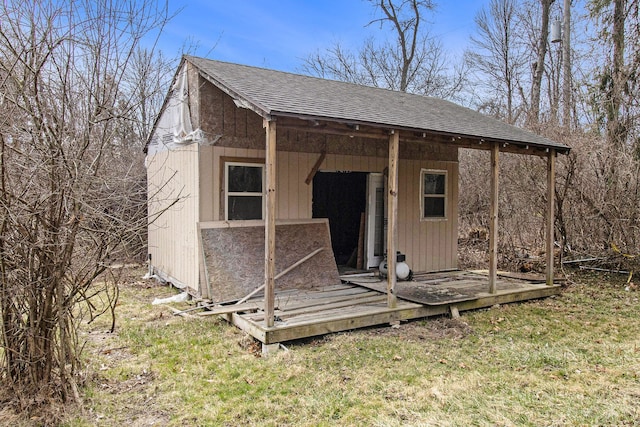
[304,151,326,185]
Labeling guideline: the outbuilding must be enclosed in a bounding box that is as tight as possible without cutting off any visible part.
[146,55,569,350]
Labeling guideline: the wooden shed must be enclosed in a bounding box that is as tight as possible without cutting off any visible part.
[146,55,570,350]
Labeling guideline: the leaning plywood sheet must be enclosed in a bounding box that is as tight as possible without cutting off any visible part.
[344,276,476,305]
[200,220,341,302]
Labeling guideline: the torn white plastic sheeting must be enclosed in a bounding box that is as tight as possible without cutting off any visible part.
[172,63,193,142]
[146,62,204,158]
[152,292,189,305]
[174,128,204,144]
[171,64,204,144]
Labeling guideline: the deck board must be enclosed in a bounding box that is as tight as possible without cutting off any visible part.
[211,270,563,345]
[245,290,382,321]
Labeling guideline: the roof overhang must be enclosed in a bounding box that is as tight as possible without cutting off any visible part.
[270,113,569,157]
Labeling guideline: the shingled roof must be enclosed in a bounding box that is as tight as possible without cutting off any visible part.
[185,55,570,154]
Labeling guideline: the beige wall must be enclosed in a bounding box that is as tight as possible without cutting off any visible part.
[147,144,200,291]
[200,146,458,273]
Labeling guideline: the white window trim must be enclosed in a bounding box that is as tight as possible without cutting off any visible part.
[420,168,447,221]
[224,161,265,221]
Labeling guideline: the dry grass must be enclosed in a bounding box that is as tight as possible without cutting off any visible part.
[4,267,638,426]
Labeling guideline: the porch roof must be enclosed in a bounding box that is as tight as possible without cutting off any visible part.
[185,55,570,155]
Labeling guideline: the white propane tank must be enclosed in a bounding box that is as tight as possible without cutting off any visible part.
[396,261,411,280]
[379,252,412,280]
[379,259,388,277]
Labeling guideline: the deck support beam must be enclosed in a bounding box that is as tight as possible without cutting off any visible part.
[264,119,277,327]
[489,143,499,294]
[386,131,399,308]
[546,149,556,285]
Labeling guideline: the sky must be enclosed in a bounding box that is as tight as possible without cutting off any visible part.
[157,0,484,73]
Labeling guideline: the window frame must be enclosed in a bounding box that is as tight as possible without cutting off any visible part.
[224,160,266,221]
[420,169,448,221]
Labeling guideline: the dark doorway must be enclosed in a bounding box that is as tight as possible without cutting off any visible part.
[312,171,367,266]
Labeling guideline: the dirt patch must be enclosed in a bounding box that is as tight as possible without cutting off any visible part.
[243,317,475,355]
[361,317,474,341]
[96,369,156,395]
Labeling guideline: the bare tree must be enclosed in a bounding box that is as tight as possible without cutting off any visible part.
[561,0,572,129]
[370,0,434,92]
[302,0,466,98]
[608,0,627,147]
[0,0,173,414]
[589,0,640,149]
[466,0,525,123]
[529,0,555,125]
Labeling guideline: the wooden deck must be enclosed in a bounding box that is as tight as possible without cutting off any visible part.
[207,271,562,345]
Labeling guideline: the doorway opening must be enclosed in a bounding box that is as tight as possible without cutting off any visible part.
[312,171,367,267]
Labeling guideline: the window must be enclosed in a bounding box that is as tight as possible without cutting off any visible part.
[225,162,265,220]
[421,170,447,219]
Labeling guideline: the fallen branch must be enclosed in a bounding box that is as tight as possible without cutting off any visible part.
[562,257,602,265]
[578,266,629,274]
[168,306,198,319]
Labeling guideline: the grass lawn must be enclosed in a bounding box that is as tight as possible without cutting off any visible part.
[50,268,640,426]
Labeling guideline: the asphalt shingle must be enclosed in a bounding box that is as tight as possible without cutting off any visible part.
[186,55,569,153]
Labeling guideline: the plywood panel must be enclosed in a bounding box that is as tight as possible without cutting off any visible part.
[222,93,236,135]
[201,220,341,302]
[235,108,247,138]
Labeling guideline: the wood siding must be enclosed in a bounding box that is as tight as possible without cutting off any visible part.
[147,144,200,291]
[200,145,458,273]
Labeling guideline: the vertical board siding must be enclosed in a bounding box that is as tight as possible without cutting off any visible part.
[202,148,457,273]
[397,160,409,266]
[199,146,214,221]
[147,144,200,289]
[405,160,459,272]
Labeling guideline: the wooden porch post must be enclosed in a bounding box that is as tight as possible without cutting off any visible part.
[489,143,499,294]
[386,130,399,308]
[546,149,556,285]
[264,119,277,327]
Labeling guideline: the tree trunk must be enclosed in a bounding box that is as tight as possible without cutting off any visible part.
[607,0,626,148]
[562,0,572,129]
[530,0,554,125]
